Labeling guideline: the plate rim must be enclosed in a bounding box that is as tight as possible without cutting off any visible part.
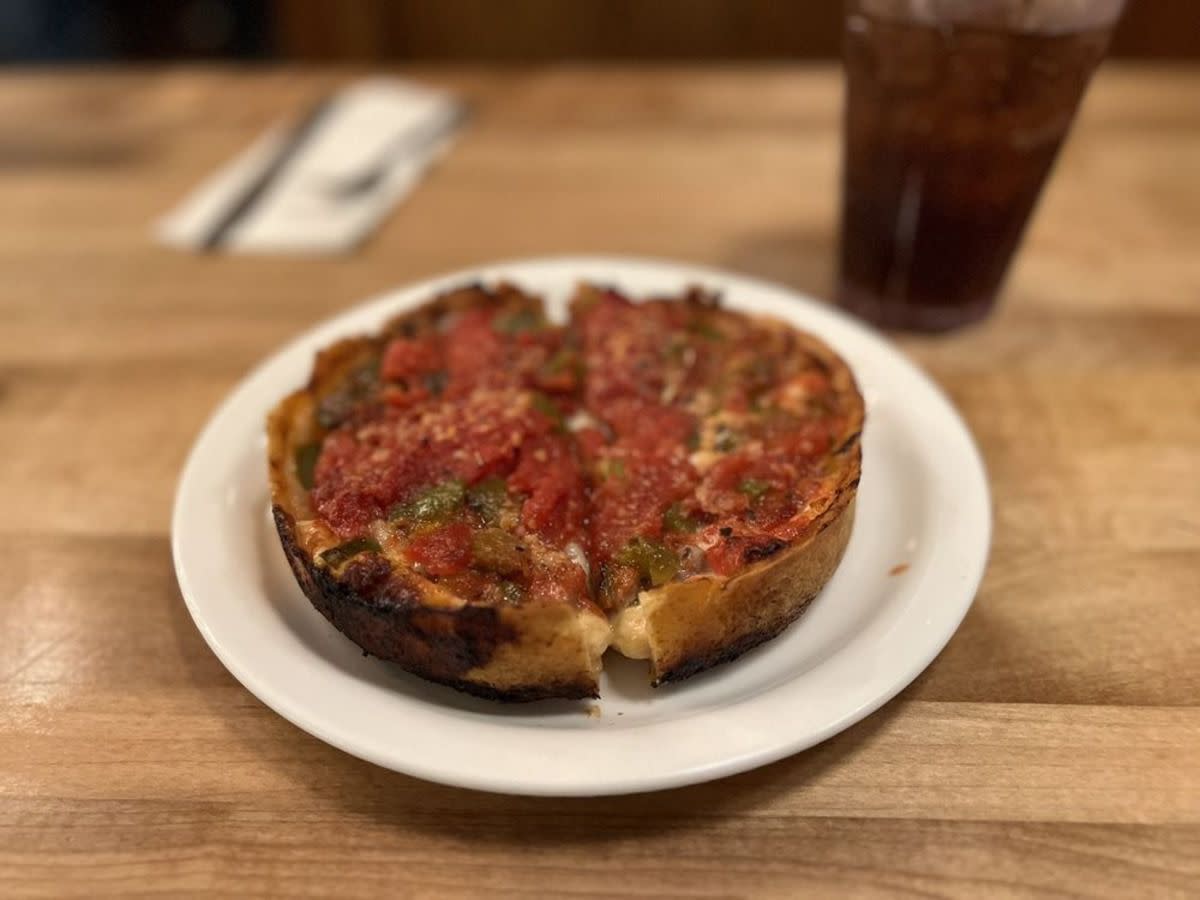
[172,253,991,796]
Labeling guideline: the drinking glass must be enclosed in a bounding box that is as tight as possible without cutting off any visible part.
[837,0,1126,331]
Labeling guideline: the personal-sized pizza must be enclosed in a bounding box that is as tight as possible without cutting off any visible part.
[268,282,863,701]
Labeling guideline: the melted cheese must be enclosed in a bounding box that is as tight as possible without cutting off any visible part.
[565,541,590,579]
[611,602,650,658]
[296,518,339,557]
[566,409,601,432]
[688,449,720,474]
[579,607,615,663]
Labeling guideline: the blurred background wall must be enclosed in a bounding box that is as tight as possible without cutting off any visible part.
[1,0,1196,64]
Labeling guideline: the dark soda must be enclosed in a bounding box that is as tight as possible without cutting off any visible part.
[838,10,1116,330]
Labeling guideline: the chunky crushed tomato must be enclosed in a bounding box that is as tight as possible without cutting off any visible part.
[307,284,852,608]
[442,306,564,395]
[529,556,590,607]
[381,336,443,383]
[765,416,837,461]
[589,445,697,561]
[572,287,849,588]
[701,527,748,577]
[443,308,510,388]
[602,397,694,450]
[311,425,424,537]
[699,525,788,577]
[406,522,473,576]
[508,434,587,545]
[696,430,834,532]
[577,290,672,412]
[312,389,549,536]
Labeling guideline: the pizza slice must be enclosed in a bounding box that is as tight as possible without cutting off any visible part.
[570,285,862,684]
[268,284,610,700]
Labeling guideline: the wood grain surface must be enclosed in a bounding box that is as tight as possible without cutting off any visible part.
[1,66,1198,899]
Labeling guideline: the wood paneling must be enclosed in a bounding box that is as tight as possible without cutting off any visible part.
[272,0,1200,60]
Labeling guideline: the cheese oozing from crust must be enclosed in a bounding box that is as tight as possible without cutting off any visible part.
[611,600,651,658]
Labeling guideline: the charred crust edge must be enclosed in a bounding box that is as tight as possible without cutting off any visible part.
[652,595,818,687]
[742,537,787,565]
[271,505,590,703]
[422,675,597,703]
[834,431,863,455]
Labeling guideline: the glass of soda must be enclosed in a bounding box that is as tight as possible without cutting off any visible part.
[837,0,1126,331]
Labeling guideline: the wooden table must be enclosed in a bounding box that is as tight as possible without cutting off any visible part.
[2,66,1198,898]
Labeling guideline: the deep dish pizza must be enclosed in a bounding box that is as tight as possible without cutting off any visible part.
[268,282,863,701]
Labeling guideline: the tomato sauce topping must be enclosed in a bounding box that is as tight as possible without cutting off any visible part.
[443,308,511,389]
[311,389,550,537]
[307,283,854,608]
[602,397,694,450]
[528,556,590,608]
[406,522,473,576]
[582,399,700,563]
[576,288,673,415]
[508,433,588,546]
[699,525,788,578]
[442,306,565,397]
[380,335,443,383]
[589,443,698,561]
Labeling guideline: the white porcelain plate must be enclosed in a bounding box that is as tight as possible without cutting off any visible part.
[173,256,990,796]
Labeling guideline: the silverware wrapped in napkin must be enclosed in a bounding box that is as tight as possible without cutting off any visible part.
[157,79,465,255]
